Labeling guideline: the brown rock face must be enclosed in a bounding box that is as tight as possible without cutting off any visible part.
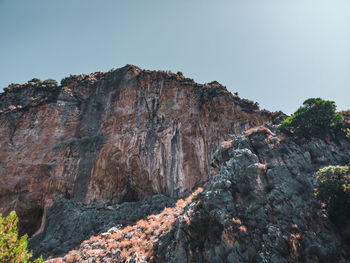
[0,65,282,235]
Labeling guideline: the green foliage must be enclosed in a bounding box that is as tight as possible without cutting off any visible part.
[0,211,31,262]
[29,78,42,85]
[60,77,71,86]
[315,166,350,229]
[35,256,44,263]
[234,92,239,96]
[176,71,183,76]
[346,128,350,139]
[279,98,344,138]
[0,211,43,263]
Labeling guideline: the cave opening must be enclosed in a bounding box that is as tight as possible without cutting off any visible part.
[18,206,44,237]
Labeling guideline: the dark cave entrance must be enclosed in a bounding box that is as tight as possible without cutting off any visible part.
[18,206,44,237]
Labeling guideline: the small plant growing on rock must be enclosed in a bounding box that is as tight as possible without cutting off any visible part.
[60,78,68,86]
[28,78,42,85]
[279,98,344,138]
[177,71,183,76]
[346,128,350,139]
[0,211,43,263]
[315,166,350,242]
[234,92,239,96]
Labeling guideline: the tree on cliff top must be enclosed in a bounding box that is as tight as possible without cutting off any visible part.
[279,98,344,138]
[0,211,43,263]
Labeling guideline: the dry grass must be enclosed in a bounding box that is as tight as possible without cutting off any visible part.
[289,233,301,260]
[239,225,247,233]
[183,215,191,226]
[258,163,267,171]
[232,218,242,225]
[221,140,233,150]
[245,126,270,136]
[59,187,204,262]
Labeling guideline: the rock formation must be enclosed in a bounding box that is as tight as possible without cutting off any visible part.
[0,65,283,237]
[2,65,349,262]
[44,124,350,262]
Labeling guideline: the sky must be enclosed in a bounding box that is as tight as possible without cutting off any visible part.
[0,0,349,114]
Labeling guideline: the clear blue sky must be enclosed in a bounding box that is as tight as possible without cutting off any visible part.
[1,0,349,114]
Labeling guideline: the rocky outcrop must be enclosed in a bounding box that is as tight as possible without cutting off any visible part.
[38,124,350,262]
[0,65,284,236]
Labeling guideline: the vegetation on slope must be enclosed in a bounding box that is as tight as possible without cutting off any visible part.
[315,166,350,242]
[279,98,344,138]
[0,211,43,263]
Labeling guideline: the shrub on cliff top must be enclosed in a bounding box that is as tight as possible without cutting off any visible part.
[0,211,43,263]
[279,98,344,138]
[315,166,350,238]
[176,71,183,76]
[28,78,42,85]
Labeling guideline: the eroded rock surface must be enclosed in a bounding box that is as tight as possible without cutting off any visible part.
[0,65,283,236]
[44,125,350,262]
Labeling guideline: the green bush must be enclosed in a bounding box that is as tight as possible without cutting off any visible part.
[176,71,183,76]
[346,128,350,139]
[29,78,42,85]
[0,211,43,263]
[60,78,67,86]
[315,166,350,233]
[279,98,344,138]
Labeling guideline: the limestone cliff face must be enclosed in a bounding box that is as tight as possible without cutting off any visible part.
[0,65,282,235]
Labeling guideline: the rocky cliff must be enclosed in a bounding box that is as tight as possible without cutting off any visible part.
[0,65,283,237]
[43,124,350,262]
[2,65,349,263]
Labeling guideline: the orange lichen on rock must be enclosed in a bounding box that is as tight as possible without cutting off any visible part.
[232,218,242,225]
